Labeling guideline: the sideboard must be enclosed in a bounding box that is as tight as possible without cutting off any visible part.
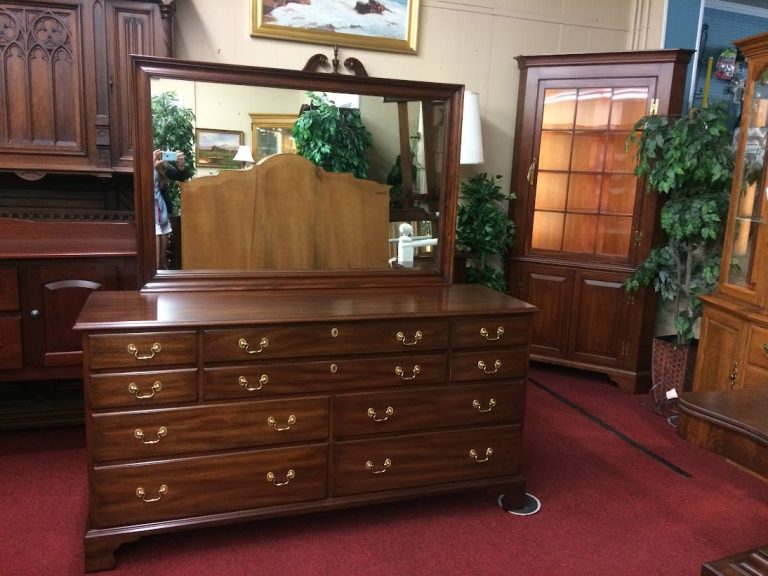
[75,284,537,571]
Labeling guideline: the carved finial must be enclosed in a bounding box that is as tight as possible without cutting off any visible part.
[332,45,340,73]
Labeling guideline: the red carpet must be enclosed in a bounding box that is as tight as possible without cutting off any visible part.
[2,364,767,575]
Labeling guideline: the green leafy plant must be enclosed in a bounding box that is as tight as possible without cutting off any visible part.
[292,92,373,179]
[624,104,734,344]
[456,173,515,292]
[151,91,196,213]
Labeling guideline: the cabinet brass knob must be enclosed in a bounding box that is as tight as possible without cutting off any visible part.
[396,330,422,346]
[266,469,295,486]
[267,414,296,431]
[128,380,162,399]
[136,484,168,503]
[238,337,268,355]
[469,447,493,462]
[127,342,161,360]
[480,326,504,341]
[365,458,392,474]
[367,406,394,422]
[472,398,497,413]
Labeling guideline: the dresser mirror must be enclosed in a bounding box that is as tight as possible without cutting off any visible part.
[132,56,464,291]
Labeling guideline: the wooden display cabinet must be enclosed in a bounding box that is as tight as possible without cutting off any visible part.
[507,49,693,393]
[693,31,768,394]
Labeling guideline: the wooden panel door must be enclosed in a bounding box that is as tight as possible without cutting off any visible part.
[106,0,166,169]
[694,303,745,392]
[21,261,121,369]
[0,2,89,171]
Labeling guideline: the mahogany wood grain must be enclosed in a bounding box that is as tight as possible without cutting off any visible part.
[89,368,198,409]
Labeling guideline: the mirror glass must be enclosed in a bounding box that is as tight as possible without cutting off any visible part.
[134,58,462,290]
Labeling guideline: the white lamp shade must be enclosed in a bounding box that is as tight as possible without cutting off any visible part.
[460,91,484,165]
[233,145,254,163]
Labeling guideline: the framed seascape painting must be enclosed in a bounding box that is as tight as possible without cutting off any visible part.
[250,0,420,54]
[195,129,244,169]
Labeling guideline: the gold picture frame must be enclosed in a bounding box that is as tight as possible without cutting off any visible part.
[250,0,419,54]
[249,114,298,162]
[195,128,244,169]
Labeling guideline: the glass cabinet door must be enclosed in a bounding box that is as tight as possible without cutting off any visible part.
[530,83,650,263]
[721,63,768,299]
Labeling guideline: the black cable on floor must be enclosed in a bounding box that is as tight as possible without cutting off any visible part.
[529,376,692,478]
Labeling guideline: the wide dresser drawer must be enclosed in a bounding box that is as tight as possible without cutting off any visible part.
[333,382,524,437]
[203,353,447,399]
[203,319,449,362]
[91,396,329,461]
[333,424,521,496]
[91,444,327,528]
[88,332,198,370]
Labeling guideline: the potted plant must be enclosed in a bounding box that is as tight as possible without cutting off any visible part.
[455,173,515,292]
[624,103,734,398]
[151,91,197,213]
[292,92,373,179]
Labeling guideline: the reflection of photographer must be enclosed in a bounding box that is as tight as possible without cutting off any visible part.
[153,149,188,269]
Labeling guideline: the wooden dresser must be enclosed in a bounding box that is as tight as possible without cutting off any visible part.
[75,284,536,571]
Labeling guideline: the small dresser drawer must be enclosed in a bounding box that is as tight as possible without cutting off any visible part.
[0,267,19,311]
[91,444,328,528]
[452,316,530,349]
[91,396,329,462]
[333,424,522,497]
[89,369,198,410]
[746,325,768,371]
[88,332,198,370]
[204,353,448,400]
[451,348,528,382]
[203,319,449,362]
[333,382,524,438]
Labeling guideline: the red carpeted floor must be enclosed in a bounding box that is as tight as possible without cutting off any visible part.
[2,364,767,575]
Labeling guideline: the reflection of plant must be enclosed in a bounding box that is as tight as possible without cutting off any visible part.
[292,92,372,179]
[456,173,515,292]
[624,104,734,345]
[388,132,420,207]
[152,91,196,212]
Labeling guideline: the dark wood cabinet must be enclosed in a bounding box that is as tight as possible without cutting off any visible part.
[0,0,173,174]
[507,49,692,393]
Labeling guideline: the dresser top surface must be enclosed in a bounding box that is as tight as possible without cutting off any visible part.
[74,284,537,330]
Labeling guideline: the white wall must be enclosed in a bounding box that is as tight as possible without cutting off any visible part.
[173,0,665,191]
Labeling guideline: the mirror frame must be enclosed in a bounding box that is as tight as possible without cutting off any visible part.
[132,55,464,292]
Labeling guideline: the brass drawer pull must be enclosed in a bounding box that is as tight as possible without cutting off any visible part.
[365,458,392,474]
[239,336,269,354]
[127,342,161,360]
[128,380,162,399]
[396,330,422,346]
[480,326,505,341]
[266,469,296,487]
[477,359,502,374]
[469,447,494,463]
[134,426,168,444]
[136,484,167,503]
[367,406,394,422]
[239,374,267,391]
[394,364,421,380]
[472,398,497,413]
[267,414,296,431]
[763,343,768,356]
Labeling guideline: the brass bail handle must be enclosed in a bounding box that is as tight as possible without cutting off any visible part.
[469,447,494,463]
[480,326,505,341]
[266,469,296,486]
[136,484,168,503]
[396,330,422,346]
[367,406,394,422]
[477,359,502,374]
[472,398,497,413]
[365,458,392,474]
[127,342,161,360]
[128,380,162,399]
[394,365,421,380]
[267,414,297,431]
[239,336,269,355]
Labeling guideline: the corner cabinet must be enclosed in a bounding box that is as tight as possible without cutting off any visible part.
[506,50,692,393]
[75,285,537,572]
[693,32,768,394]
[0,0,174,174]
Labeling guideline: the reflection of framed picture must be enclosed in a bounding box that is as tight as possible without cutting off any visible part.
[195,129,244,169]
[249,114,298,162]
[250,0,419,54]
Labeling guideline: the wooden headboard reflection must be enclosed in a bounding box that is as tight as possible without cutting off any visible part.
[180,154,390,270]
